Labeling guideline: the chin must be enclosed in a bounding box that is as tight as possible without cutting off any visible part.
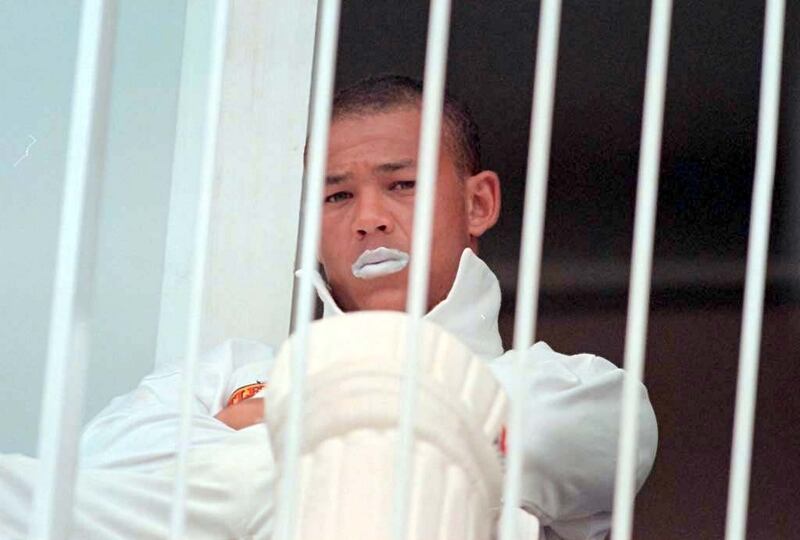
[356,288,407,312]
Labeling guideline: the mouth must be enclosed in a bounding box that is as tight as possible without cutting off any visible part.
[351,247,410,280]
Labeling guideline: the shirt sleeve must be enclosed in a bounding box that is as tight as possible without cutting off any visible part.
[487,342,658,540]
[79,339,273,473]
[0,426,275,539]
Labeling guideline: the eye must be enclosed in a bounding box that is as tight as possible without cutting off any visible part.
[324,191,352,204]
[390,180,416,192]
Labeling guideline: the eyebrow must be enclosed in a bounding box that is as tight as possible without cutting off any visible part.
[373,159,415,174]
[325,173,351,185]
[325,159,415,185]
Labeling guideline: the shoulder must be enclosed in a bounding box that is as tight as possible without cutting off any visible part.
[492,342,621,384]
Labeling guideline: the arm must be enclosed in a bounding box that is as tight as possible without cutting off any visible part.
[1,427,275,539]
[488,342,658,540]
[215,397,265,429]
[79,339,273,472]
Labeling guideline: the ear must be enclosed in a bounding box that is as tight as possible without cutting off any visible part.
[464,170,501,239]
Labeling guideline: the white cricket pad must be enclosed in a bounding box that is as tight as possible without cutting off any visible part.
[266,311,511,539]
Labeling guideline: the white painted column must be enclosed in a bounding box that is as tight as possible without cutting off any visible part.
[155,0,318,368]
[31,1,117,538]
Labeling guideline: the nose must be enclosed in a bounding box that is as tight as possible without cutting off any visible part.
[352,191,393,238]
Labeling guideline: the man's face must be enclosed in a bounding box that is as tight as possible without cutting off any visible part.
[320,107,473,312]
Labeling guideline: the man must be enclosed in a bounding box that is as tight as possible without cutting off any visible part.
[0,76,657,539]
[216,76,657,537]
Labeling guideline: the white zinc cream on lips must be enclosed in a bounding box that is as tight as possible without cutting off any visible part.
[351,247,410,279]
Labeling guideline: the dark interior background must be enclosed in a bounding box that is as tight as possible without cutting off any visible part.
[334,1,800,538]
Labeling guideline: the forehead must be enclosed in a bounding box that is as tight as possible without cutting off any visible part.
[327,108,454,171]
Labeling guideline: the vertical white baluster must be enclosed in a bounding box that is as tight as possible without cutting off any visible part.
[611,1,672,539]
[391,2,452,539]
[168,1,230,538]
[499,1,561,539]
[725,1,785,539]
[274,0,342,539]
[30,1,117,538]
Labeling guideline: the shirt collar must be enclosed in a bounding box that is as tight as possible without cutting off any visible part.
[297,248,504,360]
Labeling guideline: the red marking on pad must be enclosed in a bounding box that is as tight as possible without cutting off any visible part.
[495,425,508,456]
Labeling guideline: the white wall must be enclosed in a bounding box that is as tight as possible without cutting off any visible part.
[0,1,186,455]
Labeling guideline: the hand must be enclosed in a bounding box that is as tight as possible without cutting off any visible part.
[214,398,265,430]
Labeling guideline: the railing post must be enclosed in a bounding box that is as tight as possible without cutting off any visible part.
[392,1,453,539]
[168,1,230,538]
[500,1,562,539]
[611,2,673,539]
[725,2,785,539]
[31,1,117,538]
[274,1,342,539]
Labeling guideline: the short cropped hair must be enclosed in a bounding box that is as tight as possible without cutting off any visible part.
[332,75,482,176]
